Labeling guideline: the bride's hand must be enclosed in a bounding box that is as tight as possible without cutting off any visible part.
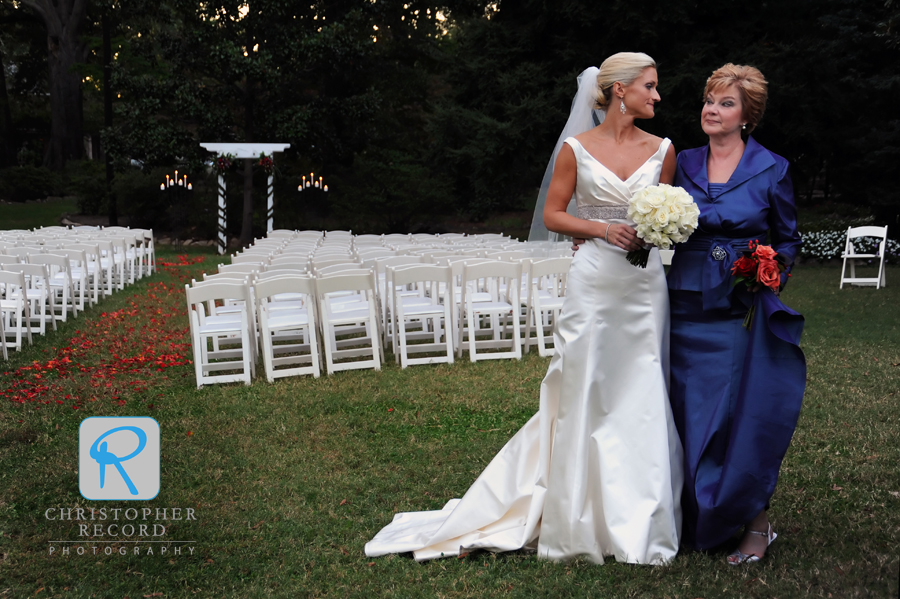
[605,223,642,251]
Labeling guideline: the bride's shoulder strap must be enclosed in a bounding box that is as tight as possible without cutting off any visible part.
[659,137,672,154]
[563,136,581,150]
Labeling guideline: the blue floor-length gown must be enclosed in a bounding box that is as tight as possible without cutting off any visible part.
[667,137,807,550]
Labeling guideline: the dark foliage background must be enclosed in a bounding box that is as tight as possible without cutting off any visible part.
[0,0,897,237]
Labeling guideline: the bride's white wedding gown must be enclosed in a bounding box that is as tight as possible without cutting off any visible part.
[365,137,683,565]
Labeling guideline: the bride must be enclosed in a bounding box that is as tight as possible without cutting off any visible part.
[365,52,684,565]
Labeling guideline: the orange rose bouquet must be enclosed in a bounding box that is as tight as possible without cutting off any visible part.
[731,240,789,328]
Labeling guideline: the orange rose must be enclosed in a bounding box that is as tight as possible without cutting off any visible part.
[756,258,781,290]
[753,244,778,261]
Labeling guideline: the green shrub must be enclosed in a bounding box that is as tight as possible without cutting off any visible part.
[0,166,64,202]
[117,167,215,239]
[65,160,107,215]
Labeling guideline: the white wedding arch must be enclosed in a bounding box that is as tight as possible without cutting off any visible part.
[200,142,291,255]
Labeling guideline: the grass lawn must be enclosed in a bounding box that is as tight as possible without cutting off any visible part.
[0,197,79,231]
[0,245,898,598]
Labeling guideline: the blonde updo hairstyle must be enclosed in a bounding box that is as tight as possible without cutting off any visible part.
[594,52,657,111]
[704,63,768,136]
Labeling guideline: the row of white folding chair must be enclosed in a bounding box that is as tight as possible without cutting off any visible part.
[41,234,133,292]
[383,260,521,363]
[96,228,155,279]
[439,256,571,358]
[192,256,566,380]
[23,228,154,281]
[253,268,381,377]
[1,245,106,307]
[187,269,381,384]
[383,257,520,363]
[223,250,566,360]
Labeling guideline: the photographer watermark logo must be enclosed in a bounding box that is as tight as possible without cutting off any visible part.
[79,417,160,501]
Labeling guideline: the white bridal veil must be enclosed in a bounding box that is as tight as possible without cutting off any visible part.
[528,67,605,242]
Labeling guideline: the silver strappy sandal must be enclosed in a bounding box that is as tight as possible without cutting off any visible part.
[727,523,777,565]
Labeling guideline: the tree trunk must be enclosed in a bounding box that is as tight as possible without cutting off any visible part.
[103,9,117,225]
[0,43,15,167]
[241,158,254,248]
[239,41,256,248]
[24,0,89,171]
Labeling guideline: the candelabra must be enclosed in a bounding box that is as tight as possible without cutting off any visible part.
[298,172,328,192]
[160,170,193,242]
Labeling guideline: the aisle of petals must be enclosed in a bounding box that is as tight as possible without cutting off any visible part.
[1,254,206,411]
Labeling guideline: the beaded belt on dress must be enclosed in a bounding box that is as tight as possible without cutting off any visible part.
[577,206,628,220]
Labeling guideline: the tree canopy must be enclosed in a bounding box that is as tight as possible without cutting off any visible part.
[0,0,897,235]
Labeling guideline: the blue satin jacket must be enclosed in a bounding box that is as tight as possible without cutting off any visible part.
[667,137,802,311]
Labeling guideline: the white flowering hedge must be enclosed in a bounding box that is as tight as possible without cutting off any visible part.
[800,230,900,262]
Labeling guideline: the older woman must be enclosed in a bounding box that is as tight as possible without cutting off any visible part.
[667,64,806,564]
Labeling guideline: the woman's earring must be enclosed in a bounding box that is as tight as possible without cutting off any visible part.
[620,100,626,115]
[742,123,747,130]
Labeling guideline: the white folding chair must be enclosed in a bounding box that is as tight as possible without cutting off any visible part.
[459,260,522,362]
[365,255,425,348]
[28,253,78,322]
[840,225,888,289]
[193,275,260,364]
[93,238,126,294]
[185,281,255,387]
[68,242,104,304]
[255,275,321,381]
[316,271,382,374]
[0,270,33,352]
[55,249,92,311]
[135,228,156,276]
[3,263,56,335]
[388,264,454,368]
[523,257,572,356]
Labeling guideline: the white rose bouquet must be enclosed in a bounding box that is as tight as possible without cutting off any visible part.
[625,183,700,268]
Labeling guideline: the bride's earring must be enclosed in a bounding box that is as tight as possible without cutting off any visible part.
[620,99,627,115]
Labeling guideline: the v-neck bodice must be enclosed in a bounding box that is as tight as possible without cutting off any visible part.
[565,137,671,217]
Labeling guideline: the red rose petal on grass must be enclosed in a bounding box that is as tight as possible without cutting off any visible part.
[186,431,193,436]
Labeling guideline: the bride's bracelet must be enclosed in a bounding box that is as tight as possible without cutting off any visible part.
[604,224,611,245]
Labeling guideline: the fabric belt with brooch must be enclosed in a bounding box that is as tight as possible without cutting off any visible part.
[678,234,757,311]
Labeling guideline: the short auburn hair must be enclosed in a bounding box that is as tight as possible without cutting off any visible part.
[704,64,768,135]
